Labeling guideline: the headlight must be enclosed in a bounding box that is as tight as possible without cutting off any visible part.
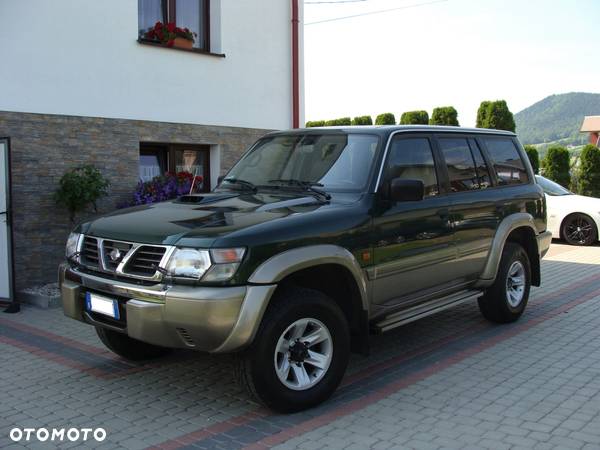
[65,232,81,259]
[166,247,246,281]
[167,249,212,279]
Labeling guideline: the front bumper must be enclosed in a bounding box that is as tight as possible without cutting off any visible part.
[59,264,276,353]
[537,230,553,259]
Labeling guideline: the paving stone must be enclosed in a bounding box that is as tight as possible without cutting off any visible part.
[1,244,600,450]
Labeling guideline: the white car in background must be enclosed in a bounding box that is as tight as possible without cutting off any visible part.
[536,175,600,246]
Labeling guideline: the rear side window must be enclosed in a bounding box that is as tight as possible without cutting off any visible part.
[438,138,479,192]
[483,138,529,185]
[386,137,439,197]
[469,139,492,189]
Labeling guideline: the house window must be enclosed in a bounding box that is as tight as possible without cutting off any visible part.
[138,0,210,51]
[139,143,211,192]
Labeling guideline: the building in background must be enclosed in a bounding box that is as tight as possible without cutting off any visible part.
[0,0,304,296]
[581,116,600,146]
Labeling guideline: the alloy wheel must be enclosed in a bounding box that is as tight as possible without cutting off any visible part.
[273,318,333,391]
[506,260,526,307]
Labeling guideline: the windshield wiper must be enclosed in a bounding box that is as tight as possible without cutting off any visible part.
[268,179,331,201]
[222,177,257,192]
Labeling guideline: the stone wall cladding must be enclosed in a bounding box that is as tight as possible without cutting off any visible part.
[0,111,271,291]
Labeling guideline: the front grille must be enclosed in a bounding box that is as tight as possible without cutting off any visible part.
[102,240,133,271]
[81,237,100,268]
[77,236,170,282]
[125,246,166,276]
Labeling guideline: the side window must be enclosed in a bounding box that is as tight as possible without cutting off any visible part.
[484,138,529,185]
[469,139,492,189]
[385,137,439,197]
[438,138,479,192]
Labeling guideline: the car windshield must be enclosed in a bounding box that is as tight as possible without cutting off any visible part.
[535,175,572,196]
[221,133,380,193]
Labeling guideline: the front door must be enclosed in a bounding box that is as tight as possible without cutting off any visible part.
[371,135,457,307]
[0,139,12,300]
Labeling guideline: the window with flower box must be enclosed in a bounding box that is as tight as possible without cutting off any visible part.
[138,0,210,51]
[139,143,211,193]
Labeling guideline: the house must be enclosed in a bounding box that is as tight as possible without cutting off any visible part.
[580,116,600,146]
[0,0,304,300]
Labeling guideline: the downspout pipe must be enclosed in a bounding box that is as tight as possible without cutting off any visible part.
[291,0,300,128]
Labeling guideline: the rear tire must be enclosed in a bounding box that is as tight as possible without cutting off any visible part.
[478,242,531,324]
[96,327,172,361]
[561,213,598,246]
[235,286,350,413]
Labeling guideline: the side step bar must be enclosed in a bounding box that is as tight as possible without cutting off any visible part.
[373,289,482,333]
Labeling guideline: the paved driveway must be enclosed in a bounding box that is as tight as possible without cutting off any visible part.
[1,243,600,449]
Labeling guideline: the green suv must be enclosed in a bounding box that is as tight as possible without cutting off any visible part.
[60,126,552,412]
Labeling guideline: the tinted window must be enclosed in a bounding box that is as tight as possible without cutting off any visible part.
[386,137,438,197]
[484,138,529,185]
[470,139,492,189]
[439,138,479,192]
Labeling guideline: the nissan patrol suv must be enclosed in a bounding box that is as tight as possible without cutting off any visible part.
[60,126,552,412]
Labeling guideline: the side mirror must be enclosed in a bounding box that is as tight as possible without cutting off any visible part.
[389,178,424,202]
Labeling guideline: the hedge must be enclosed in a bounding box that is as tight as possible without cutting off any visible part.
[400,110,429,125]
[352,115,373,126]
[524,145,540,175]
[543,146,571,188]
[375,113,396,125]
[429,106,459,126]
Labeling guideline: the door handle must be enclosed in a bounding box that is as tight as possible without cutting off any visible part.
[438,210,454,229]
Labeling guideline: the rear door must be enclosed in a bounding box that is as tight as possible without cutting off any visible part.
[371,134,457,306]
[435,135,498,280]
[0,139,12,300]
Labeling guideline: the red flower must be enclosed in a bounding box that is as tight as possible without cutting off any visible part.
[154,21,163,30]
[166,22,176,33]
[184,27,190,33]
[167,39,175,47]
[157,31,164,41]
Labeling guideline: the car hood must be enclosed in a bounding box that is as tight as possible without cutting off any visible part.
[546,193,600,211]
[78,191,354,247]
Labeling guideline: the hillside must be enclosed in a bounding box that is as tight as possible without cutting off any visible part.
[514,92,600,145]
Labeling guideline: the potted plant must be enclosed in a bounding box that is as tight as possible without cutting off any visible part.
[145,21,197,49]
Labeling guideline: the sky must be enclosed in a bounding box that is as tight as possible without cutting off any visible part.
[303,0,600,127]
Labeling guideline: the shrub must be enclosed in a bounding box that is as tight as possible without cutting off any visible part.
[400,110,429,125]
[577,144,600,198]
[476,100,515,132]
[430,106,459,126]
[121,171,203,208]
[476,101,491,128]
[54,166,110,222]
[524,145,540,174]
[305,120,325,128]
[543,146,571,188]
[352,115,373,126]
[324,117,352,126]
[375,113,396,125]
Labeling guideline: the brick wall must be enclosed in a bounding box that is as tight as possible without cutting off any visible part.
[0,111,270,291]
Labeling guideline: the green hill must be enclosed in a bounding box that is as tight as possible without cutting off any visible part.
[514,92,600,146]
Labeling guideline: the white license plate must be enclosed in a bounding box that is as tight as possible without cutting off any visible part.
[85,292,120,319]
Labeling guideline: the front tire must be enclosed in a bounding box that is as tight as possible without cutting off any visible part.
[96,327,172,361]
[561,213,598,246]
[235,287,350,413]
[478,242,531,323]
